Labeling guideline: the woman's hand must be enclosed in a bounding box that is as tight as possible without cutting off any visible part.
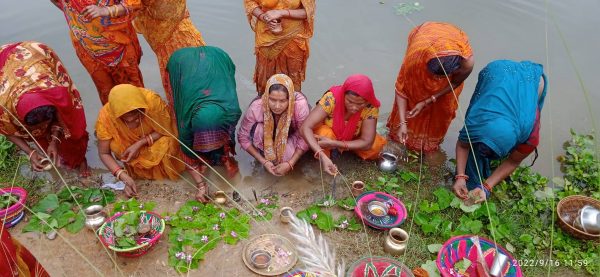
[47,140,59,165]
[452,178,469,200]
[273,162,292,176]
[262,9,283,22]
[396,123,408,144]
[121,141,143,163]
[471,187,487,204]
[29,150,46,171]
[407,100,428,118]
[263,161,281,176]
[319,155,338,176]
[315,135,338,149]
[120,172,138,197]
[81,5,108,19]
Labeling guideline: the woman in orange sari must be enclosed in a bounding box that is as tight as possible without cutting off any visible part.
[244,0,315,94]
[50,0,144,104]
[110,0,206,109]
[387,21,474,152]
[0,41,90,176]
[95,84,185,197]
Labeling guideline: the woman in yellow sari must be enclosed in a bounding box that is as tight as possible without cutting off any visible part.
[95,84,185,197]
[50,0,144,104]
[125,0,206,108]
[244,0,315,94]
[387,22,474,152]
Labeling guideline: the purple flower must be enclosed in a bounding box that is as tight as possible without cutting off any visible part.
[219,212,226,219]
[192,206,200,212]
[311,213,318,220]
[212,224,220,231]
[230,231,238,238]
[175,252,186,260]
[260,198,270,205]
[164,216,171,222]
[186,254,193,263]
[201,235,209,243]
[339,220,349,229]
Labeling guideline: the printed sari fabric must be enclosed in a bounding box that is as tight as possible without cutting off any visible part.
[315,75,386,160]
[0,230,50,277]
[167,46,241,167]
[0,41,89,169]
[95,84,185,180]
[459,60,547,189]
[244,0,315,93]
[387,21,473,152]
[125,0,206,109]
[58,0,144,104]
[238,74,310,164]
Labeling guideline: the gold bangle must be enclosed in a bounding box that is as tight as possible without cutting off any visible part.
[116,169,127,180]
[28,149,37,161]
[51,135,62,144]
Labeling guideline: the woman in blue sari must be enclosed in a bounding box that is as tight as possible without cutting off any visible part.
[452,60,547,203]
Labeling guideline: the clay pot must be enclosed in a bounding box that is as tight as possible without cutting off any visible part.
[383,228,408,256]
[280,207,293,223]
[351,181,365,197]
[214,191,227,205]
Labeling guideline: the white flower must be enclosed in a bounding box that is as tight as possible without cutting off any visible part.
[260,198,270,205]
[219,212,226,219]
[212,224,220,231]
[311,213,318,220]
[201,235,209,243]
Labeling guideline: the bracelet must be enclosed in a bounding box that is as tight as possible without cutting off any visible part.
[115,169,127,181]
[455,174,469,181]
[28,149,37,161]
[430,95,437,103]
[286,161,294,170]
[475,183,491,198]
[313,149,325,159]
[400,121,407,125]
[287,9,291,17]
[112,166,123,176]
[262,160,271,167]
[483,182,493,192]
[51,135,62,144]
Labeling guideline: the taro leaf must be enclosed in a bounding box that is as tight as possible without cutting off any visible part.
[433,188,453,210]
[32,194,59,213]
[414,212,429,226]
[419,200,440,214]
[314,211,334,232]
[421,260,441,277]
[51,202,73,219]
[22,216,43,233]
[454,258,472,274]
[459,200,480,213]
[427,243,443,254]
[422,214,442,234]
[57,210,77,228]
[65,211,85,233]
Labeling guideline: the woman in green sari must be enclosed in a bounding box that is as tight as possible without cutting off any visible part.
[167,46,242,202]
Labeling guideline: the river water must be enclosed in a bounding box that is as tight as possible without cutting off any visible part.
[1,0,599,178]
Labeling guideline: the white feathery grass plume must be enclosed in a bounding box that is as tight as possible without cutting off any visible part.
[288,214,345,277]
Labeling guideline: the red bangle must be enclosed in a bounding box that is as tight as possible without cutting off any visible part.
[286,161,294,170]
[483,182,493,192]
[455,174,469,181]
[112,167,122,176]
[313,149,325,159]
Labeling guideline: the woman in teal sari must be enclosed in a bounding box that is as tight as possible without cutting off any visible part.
[452,60,547,204]
[167,46,242,202]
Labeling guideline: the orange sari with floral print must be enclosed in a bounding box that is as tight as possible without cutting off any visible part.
[387,22,473,152]
[0,41,89,169]
[244,0,315,94]
[124,0,206,110]
[57,0,144,104]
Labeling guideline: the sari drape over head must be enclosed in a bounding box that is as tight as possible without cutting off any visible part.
[387,21,473,152]
[262,74,295,164]
[0,41,88,168]
[167,46,241,162]
[95,84,185,180]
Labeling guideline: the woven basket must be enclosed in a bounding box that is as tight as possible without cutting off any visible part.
[557,195,600,240]
[98,211,165,258]
[0,187,27,227]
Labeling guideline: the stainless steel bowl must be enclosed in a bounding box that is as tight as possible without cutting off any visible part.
[579,205,600,234]
[368,201,388,218]
[250,250,271,269]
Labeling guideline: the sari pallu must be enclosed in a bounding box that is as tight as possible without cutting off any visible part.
[1,230,50,277]
[0,41,88,169]
[458,60,547,188]
[95,84,185,180]
[167,46,241,167]
[58,0,144,104]
[387,21,473,152]
[244,0,315,93]
[125,0,206,109]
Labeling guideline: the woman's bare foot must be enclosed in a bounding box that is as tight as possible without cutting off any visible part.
[78,159,91,178]
[195,181,209,203]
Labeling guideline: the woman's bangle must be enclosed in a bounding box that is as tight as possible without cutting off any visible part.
[112,166,123,176]
[483,182,493,192]
[116,169,127,181]
[313,149,325,159]
[28,149,37,161]
[286,161,294,170]
[287,9,291,17]
[455,174,469,181]
[430,95,437,103]
[50,135,61,144]
[262,160,270,167]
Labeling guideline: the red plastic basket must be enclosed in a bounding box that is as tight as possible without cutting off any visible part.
[0,187,27,223]
[98,211,165,258]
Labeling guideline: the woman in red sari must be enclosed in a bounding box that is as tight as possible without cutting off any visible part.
[0,230,50,277]
[0,41,90,176]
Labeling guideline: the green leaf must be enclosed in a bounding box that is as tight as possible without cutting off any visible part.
[32,194,59,213]
[314,211,334,232]
[433,188,453,210]
[454,258,472,274]
[57,210,76,228]
[421,260,441,277]
[65,211,85,233]
[427,243,443,254]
